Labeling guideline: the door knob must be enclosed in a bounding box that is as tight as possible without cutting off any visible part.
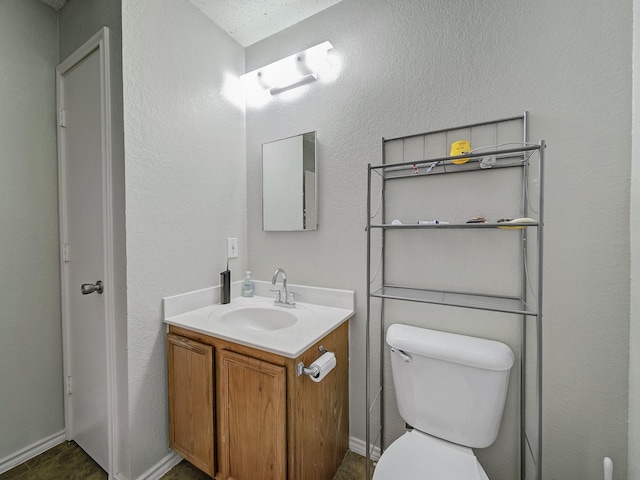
[81,280,104,295]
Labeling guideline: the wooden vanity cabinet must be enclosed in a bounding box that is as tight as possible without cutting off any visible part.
[167,334,215,477]
[217,349,287,479]
[167,321,349,480]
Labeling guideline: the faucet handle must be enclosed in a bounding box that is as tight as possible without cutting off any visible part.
[286,291,297,306]
[269,289,282,303]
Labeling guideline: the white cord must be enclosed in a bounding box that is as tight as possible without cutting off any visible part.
[467,144,539,216]
[369,170,384,219]
[369,247,383,286]
[523,247,537,302]
[370,192,383,218]
[524,175,539,215]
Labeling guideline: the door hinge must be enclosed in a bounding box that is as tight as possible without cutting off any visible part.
[63,244,70,262]
[58,109,66,127]
[66,376,73,395]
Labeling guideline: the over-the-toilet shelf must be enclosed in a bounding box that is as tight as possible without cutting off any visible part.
[365,112,545,480]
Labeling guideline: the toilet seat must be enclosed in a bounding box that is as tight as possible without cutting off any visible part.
[372,430,490,480]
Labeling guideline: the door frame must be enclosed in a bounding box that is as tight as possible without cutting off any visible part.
[56,27,118,476]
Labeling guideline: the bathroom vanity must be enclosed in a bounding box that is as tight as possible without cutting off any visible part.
[164,289,353,480]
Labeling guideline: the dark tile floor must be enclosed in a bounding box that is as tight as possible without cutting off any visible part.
[0,441,368,479]
[0,442,105,480]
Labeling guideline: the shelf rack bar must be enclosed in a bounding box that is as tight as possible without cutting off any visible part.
[535,140,546,480]
[382,114,526,142]
[370,145,539,172]
[365,159,373,480]
[520,114,529,480]
[370,145,540,176]
[379,133,387,469]
[369,221,539,230]
[371,285,536,316]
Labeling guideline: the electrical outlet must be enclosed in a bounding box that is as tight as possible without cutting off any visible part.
[227,238,238,258]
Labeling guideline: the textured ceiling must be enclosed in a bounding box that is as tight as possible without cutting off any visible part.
[39,0,341,47]
[189,0,343,47]
[40,0,67,11]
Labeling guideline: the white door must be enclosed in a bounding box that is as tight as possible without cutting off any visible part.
[58,30,112,474]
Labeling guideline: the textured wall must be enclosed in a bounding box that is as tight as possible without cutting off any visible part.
[246,1,632,479]
[122,0,246,476]
[0,0,62,461]
[629,0,640,477]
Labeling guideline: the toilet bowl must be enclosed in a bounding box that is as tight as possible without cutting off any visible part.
[372,430,489,480]
[372,324,514,480]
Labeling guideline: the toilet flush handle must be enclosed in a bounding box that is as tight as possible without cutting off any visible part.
[391,347,412,362]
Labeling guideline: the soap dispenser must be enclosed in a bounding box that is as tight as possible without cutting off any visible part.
[241,271,255,297]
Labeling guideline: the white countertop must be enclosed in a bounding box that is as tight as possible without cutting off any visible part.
[164,286,354,358]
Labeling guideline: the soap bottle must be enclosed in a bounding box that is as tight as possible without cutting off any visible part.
[241,271,254,297]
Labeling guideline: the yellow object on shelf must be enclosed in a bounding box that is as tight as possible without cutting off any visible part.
[450,140,471,164]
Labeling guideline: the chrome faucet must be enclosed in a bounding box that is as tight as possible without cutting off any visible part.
[271,267,296,308]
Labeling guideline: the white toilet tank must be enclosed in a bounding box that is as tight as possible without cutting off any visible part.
[386,324,514,449]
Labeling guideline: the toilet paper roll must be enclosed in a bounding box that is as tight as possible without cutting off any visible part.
[309,352,336,383]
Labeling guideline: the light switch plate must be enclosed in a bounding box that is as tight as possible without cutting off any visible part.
[227,238,238,258]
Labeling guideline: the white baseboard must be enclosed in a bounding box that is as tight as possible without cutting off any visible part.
[135,441,374,480]
[349,436,381,461]
[0,430,66,474]
[135,451,182,480]
[0,433,373,478]
[137,440,375,480]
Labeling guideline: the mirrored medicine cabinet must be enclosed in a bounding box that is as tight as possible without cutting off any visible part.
[262,131,317,231]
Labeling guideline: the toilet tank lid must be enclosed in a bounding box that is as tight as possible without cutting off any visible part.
[386,324,514,371]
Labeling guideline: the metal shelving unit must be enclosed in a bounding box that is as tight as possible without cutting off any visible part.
[365,113,545,480]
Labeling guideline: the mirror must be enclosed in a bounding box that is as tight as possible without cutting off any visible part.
[262,131,317,231]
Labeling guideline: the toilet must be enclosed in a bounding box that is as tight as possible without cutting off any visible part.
[373,324,514,480]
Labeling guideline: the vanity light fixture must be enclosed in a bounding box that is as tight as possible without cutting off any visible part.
[268,73,317,95]
[241,41,333,97]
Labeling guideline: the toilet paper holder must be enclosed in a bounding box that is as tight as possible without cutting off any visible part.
[297,346,332,377]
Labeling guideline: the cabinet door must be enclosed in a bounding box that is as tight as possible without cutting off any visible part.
[218,349,287,480]
[167,334,215,477]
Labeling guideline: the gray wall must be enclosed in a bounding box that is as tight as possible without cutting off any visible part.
[246,0,632,479]
[121,0,247,476]
[629,0,640,477]
[0,0,62,460]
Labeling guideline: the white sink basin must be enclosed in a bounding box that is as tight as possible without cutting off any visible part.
[166,294,354,358]
[217,306,297,331]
